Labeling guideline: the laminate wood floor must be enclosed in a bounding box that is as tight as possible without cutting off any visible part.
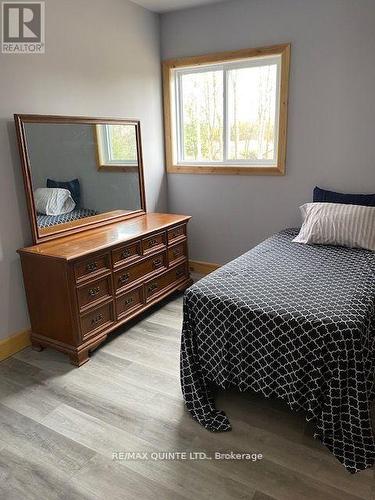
[0,290,374,500]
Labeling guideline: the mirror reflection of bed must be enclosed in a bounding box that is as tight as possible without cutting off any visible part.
[23,121,143,234]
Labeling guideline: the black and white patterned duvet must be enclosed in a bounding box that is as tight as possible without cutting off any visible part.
[181,229,375,473]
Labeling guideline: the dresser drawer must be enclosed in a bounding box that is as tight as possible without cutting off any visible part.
[116,285,144,320]
[114,251,167,293]
[145,262,188,302]
[80,301,114,340]
[142,231,166,255]
[168,241,187,266]
[112,240,142,267]
[77,275,112,312]
[167,224,186,244]
[74,253,111,283]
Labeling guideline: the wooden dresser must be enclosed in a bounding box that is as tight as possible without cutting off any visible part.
[18,213,192,366]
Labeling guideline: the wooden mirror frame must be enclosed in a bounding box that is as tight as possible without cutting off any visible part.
[14,114,147,244]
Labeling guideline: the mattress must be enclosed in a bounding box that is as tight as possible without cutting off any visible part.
[180,228,375,473]
[36,208,98,228]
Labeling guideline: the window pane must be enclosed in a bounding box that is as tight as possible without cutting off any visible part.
[227,64,277,162]
[107,125,137,163]
[181,70,223,162]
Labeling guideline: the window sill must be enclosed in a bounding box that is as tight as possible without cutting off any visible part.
[166,164,285,175]
[97,164,139,173]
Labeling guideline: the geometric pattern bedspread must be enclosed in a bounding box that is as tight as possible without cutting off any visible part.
[180,229,375,473]
[37,208,98,228]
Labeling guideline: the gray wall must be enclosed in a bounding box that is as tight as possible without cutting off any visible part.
[0,0,166,340]
[161,0,375,264]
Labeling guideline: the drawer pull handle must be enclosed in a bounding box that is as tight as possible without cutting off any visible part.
[91,314,103,326]
[147,283,158,293]
[176,269,185,278]
[173,248,181,257]
[88,286,100,297]
[153,258,162,269]
[86,262,97,272]
[148,238,158,247]
[121,248,131,259]
[118,273,130,285]
[124,297,134,306]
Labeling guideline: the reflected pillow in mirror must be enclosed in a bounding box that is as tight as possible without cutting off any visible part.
[293,202,375,251]
[34,187,76,216]
[47,178,80,208]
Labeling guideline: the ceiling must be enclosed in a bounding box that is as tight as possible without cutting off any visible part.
[131,0,228,13]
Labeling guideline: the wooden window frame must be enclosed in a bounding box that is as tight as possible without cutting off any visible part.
[162,43,291,176]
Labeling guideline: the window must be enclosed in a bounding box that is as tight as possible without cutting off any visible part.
[95,124,138,172]
[163,44,290,175]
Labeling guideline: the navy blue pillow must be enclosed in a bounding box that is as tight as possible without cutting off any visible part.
[47,178,81,208]
[313,186,375,206]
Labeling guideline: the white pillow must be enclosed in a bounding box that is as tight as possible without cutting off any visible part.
[293,202,375,251]
[34,187,76,216]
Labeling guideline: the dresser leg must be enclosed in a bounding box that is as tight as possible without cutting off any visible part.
[31,341,44,352]
[70,349,90,367]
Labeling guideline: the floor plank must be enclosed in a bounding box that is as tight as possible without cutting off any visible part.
[0,446,95,500]
[41,404,255,500]
[70,453,188,500]
[0,293,373,500]
[0,403,95,474]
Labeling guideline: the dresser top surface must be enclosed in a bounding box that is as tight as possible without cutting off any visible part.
[18,213,191,261]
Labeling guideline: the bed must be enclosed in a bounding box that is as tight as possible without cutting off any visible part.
[36,208,98,228]
[181,228,375,473]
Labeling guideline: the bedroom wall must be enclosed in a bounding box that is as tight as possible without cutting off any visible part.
[0,0,165,340]
[160,0,375,264]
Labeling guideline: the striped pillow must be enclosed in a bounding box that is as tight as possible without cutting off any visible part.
[293,202,375,251]
[34,187,76,216]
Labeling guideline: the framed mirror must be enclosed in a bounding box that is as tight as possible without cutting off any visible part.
[14,114,146,244]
